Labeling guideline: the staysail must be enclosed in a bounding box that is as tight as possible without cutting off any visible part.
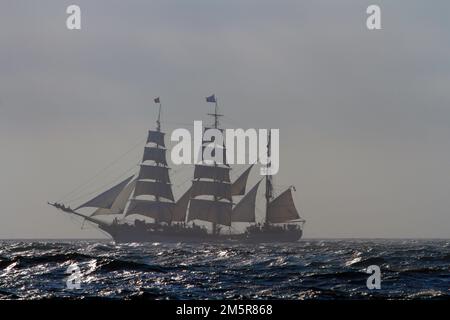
[266,187,301,223]
[75,175,134,210]
[231,180,262,222]
[172,186,191,222]
[91,178,136,216]
[231,164,253,196]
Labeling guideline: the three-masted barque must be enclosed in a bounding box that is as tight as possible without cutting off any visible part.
[50,96,305,243]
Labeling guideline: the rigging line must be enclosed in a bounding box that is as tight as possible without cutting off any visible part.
[57,137,146,203]
[65,163,138,205]
[65,164,137,205]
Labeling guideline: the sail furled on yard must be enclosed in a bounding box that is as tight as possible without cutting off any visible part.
[231,164,253,196]
[125,199,175,223]
[231,180,262,223]
[188,199,232,226]
[75,175,134,210]
[91,178,136,216]
[266,188,301,223]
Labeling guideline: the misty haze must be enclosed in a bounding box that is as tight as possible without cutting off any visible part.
[1,0,450,239]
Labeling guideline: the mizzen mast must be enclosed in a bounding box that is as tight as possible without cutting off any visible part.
[265,130,274,219]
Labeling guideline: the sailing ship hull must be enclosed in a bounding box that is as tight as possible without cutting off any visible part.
[100,224,303,243]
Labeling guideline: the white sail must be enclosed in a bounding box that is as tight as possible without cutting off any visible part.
[188,198,232,226]
[133,180,174,201]
[91,179,136,216]
[231,164,253,196]
[266,188,301,223]
[231,180,262,222]
[75,175,134,210]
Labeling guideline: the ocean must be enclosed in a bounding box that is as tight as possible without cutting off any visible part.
[0,239,448,300]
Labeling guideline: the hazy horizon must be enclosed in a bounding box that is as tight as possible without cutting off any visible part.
[1,0,450,239]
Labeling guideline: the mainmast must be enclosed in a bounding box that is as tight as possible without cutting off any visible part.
[187,94,233,234]
[209,95,221,235]
[211,96,219,235]
[207,97,221,129]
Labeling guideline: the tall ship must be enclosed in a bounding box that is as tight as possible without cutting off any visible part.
[50,96,305,243]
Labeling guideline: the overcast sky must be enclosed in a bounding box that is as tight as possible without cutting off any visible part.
[1,0,450,239]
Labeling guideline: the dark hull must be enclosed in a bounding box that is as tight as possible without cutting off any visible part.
[100,224,303,243]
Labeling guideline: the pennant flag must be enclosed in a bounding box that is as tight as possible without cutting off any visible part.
[206,94,216,103]
[154,97,160,104]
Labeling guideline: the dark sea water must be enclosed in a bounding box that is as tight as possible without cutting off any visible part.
[0,239,448,300]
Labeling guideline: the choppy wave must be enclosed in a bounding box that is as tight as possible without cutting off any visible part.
[0,239,449,300]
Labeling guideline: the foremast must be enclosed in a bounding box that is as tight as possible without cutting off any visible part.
[124,98,176,223]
